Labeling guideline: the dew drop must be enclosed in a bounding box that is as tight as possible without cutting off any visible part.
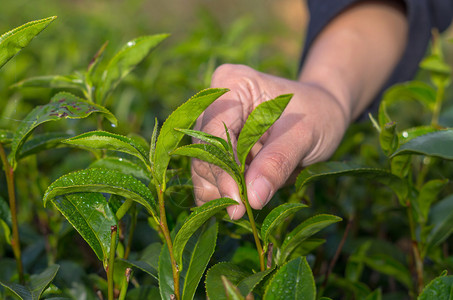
[111,123,116,128]
[402,131,408,138]
[127,41,135,47]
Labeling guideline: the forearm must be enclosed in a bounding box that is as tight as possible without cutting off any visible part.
[299,0,408,122]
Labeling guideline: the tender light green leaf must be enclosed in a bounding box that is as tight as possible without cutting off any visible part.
[263,257,315,300]
[96,34,169,104]
[392,130,453,160]
[120,242,161,281]
[181,221,218,300]
[390,154,411,178]
[206,262,250,300]
[11,74,85,90]
[174,198,237,269]
[0,264,60,300]
[278,214,342,264]
[427,195,453,252]
[237,268,274,297]
[149,118,158,168]
[288,238,325,258]
[222,276,245,300]
[379,121,398,156]
[296,161,408,204]
[237,94,292,170]
[0,16,57,69]
[0,219,11,244]
[153,88,228,187]
[0,195,11,228]
[8,92,117,169]
[418,274,453,300]
[89,156,150,183]
[172,144,241,184]
[399,126,437,144]
[43,168,157,217]
[261,203,308,246]
[158,243,175,300]
[51,193,116,262]
[0,129,13,144]
[63,130,149,168]
[87,41,109,75]
[18,132,72,159]
[175,128,230,152]
[362,254,412,289]
[378,81,437,125]
[413,179,448,224]
[345,241,372,283]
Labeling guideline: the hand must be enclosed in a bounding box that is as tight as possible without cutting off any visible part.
[192,64,349,219]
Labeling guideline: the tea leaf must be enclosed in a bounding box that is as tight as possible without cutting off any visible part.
[261,203,308,247]
[181,220,218,300]
[18,132,72,160]
[0,16,57,69]
[11,74,85,91]
[158,243,174,300]
[413,179,448,224]
[8,92,117,169]
[0,195,11,228]
[0,129,13,144]
[263,257,315,300]
[175,128,230,152]
[365,289,382,300]
[237,268,274,297]
[87,41,109,75]
[221,276,245,300]
[43,168,157,218]
[278,214,342,264]
[149,118,159,168]
[237,94,292,171]
[379,121,398,156]
[173,197,237,269]
[418,274,453,299]
[120,242,161,281]
[391,129,453,160]
[399,126,437,144]
[153,88,228,187]
[362,254,412,289]
[63,130,149,168]
[171,144,241,185]
[206,262,249,300]
[427,195,453,252]
[295,161,408,204]
[96,34,169,104]
[89,156,151,183]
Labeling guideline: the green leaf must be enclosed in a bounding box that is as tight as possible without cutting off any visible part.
[158,243,175,300]
[0,264,60,300]
[0,195,12,228]
[0,16,57,69]
[362,254,412,289]
[172,144,241,185]
[391,130,453,160]
[365,289,382,300]
[278,214,342,264]
[427,195,453,253]
[51,193,116,263]
[89,157,151,183]
[345,241,372,283]
[18,132,72,159]
[206,263,250,300]
[263,257,315,300]
[237,269,274,297]
[222,276,245,300]
[295,161,408,204]
[399,126,438,144]
[175,128,230,152]
[413,179,448,224]
[236,94,292,171]
[87,41,109,75]
[43,168,157,218]
[379,121,398,156]
[181,220,218,300]
[8,92,117,169]
[261,203,308,246]
[11,74,85,91]
[120,242,161,281]
[96,34,169,104]
[418,274,453,300]
[63,130,149,168]
[0,129,13,144]
[153,88,228,187]
[149,118,158,169]
[173,197,237,269]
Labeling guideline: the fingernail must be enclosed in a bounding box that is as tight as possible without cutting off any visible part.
[223,194,240,220]
[230,206,238,220]
[249,177,272,207]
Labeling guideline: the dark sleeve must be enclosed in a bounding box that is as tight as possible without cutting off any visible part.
[299,0,453,115]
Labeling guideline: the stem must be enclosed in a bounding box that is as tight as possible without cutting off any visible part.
[158,188,180,300]
[406,204,424,294]
[124,204,137,260]
[241,186,265,272]
[431,82,445,128]
[0,144,24,284]
[115,199,133,221]
[118,268,132,300]
[108,225,118,300]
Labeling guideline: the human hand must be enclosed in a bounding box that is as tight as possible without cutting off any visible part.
[192,64,350,219]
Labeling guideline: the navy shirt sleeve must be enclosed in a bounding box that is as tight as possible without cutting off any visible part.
[300,0,453,115]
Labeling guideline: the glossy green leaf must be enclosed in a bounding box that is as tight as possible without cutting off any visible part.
[0,264,59,300]
[175,128,230,152]
[8,92,117,169]
[89,156,150,183]
[51,193,116,263]
[0,16,57,69]
[153,88,228,187]
[418,274,453,300]
[278,214,342,264]
[181,220,218,300]
[399,126,437,144]
[0,129,13,144]
[149,118,158,168]
[174,197,237,269]
[362,254,412,289]
[11,74,85,90]
[392,130,453,160]
[263,257,315,300]
[296,161,408,203]
[120,242,161,281]
[18,132,72,159]
[158,243,175,300]
[379,121,398,156]
[96,34,169,104]
[43,168,157,217]
[427,195,453,252]
[172,144,241,184]
[237,268,274,297]
[206,262,249,300]
[413,179,448,224]
[222,276,245,300]
[63,130,149,168]
[237,94,292,171]
[261,203,308,246]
